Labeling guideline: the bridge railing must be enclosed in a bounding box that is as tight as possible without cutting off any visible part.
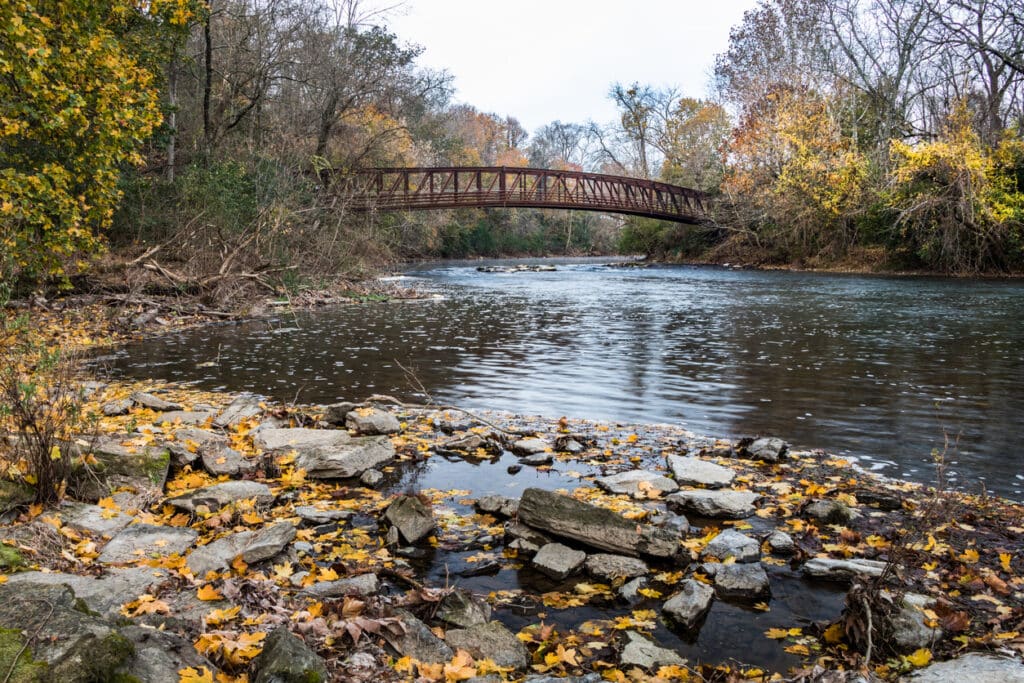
[335,166,707,224]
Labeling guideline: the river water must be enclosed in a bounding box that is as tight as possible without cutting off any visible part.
[103,259,1024,499]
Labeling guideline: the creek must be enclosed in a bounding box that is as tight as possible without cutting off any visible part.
[104,259,1024,500]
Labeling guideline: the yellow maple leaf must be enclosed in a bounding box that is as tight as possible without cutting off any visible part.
[765,628,791,639]
[960,548,980,563]
[1000,552,1012,572]
[178,667,215,683]
[443,649,477,681]
[197,585,223,601]
[905,648,932,667]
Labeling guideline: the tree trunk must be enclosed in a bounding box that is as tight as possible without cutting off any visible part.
[203,2,214,148]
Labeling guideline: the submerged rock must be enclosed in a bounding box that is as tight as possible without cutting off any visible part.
[518,488,680,559]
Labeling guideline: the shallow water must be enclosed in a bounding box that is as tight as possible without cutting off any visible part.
[102,259,1024,499]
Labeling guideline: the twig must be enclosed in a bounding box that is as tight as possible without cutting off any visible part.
[379,567,426,592]
[862,594,873,668]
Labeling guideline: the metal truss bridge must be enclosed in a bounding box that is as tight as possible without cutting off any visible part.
[340,166,708,224]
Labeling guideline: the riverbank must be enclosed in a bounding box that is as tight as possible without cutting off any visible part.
[1,301,1022,682]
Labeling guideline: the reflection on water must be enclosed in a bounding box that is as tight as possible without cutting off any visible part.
[101,259,1024,499]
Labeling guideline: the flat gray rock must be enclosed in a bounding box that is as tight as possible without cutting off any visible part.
[663,579,715,629]
[512,438,549,455]
[4,567,170,619]
[619,631,686,669]
[102,399,132,416]
[584,553,648,582]
[703,529,760,563]
[714,562,771,599]
[596,470,679,498]
[167,480,274,513]
[446,622,530,670]
[187,521,296,577]
[665,489,760,519]
[254,428,394,478]
[384,495,435,544]
[902,654,1024,682]
[345,408,401,435]
[803,557,887,582]
[805,499,859,525]
[59,501,133,537]
[131,391,183,412]
[532,542,586,580]
[666,455,736,488]
[152,411,215,426]
[518,488,680,559]
[301,573,380,599]
[294,505,353,524]
[213,396,263,428]
[98,524,198,564]
[384,610,452,664]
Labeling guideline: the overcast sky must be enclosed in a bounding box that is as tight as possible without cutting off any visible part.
[385,0,758,133]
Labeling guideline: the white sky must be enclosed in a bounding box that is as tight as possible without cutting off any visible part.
[385,0,758,134]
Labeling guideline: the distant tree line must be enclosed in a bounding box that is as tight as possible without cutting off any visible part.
[3,0,1022,294]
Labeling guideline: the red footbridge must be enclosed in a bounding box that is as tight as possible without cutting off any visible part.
[339,166,708,224]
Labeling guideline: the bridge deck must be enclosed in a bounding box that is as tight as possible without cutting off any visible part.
[340,166,707,224]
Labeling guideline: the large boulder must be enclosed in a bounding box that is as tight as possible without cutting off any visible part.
[665,490,760,519]
[254,428,394,478]
[0,583,135,683]
[518,488,680,559]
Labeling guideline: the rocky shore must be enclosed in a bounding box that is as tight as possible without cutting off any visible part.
[0,377,1022,682]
